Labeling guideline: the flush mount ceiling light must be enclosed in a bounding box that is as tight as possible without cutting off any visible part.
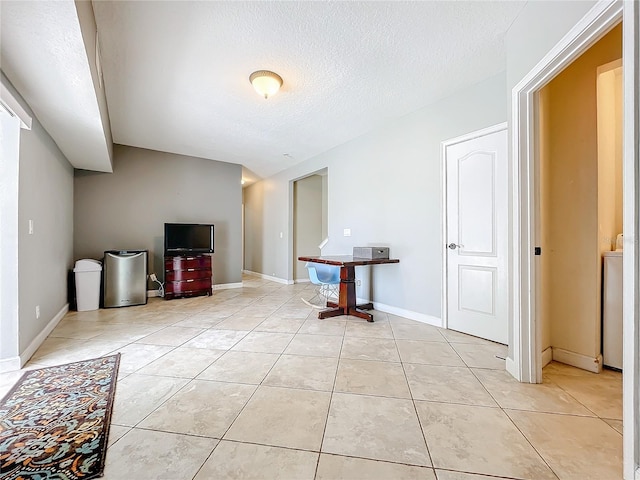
[249,70,283,99]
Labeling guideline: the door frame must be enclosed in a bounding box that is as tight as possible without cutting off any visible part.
[511,0,639,477]
[510,0,623,384]
[441,122,508,332]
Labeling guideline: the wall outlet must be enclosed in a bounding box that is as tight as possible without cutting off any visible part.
[356,279,361,287]
[279,232,283,238]
[343,228,351,237]
[28,219,34,235]
[35,305,40,319]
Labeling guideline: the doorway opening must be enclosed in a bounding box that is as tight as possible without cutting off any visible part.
[292,169,328,283]
[537,24,622,374]
[511,1,639,476]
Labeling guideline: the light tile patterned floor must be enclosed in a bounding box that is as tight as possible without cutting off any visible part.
[0,276,623,480]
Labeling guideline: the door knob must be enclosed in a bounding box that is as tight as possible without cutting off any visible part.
[448,243,461,250]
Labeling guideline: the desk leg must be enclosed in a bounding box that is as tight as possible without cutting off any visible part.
[317,266,374,322]
[347,307,374,322]
[317,308,346,319]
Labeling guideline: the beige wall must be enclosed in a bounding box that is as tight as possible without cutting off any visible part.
[539,24,622,359]
[321,174,328,241]
[293,175,323,280]
[74,145,243,287]
[243,181,265,275]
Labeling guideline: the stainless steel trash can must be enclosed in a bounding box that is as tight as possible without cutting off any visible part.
[103,250,148,308]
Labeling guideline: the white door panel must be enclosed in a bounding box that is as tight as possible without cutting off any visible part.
[445,127,508,344]
[459,266,496,316]
[458,152,496,255]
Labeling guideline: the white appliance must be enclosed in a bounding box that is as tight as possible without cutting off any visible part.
[602,250,623,370]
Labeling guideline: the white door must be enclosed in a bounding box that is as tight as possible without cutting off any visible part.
[444,126,508,344]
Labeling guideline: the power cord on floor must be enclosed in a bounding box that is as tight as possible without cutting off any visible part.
[149,273,165,298]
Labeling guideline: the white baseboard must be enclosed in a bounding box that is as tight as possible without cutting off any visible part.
[243,270,293,285]
[17,303,68,369]
[541,347,553,368]
[505,357,519,381]
[213,282,243,291]
[355,297,442,327]
[147,289,161,298]
[552,347,603,373]
[294,279,311,284]
[0,356,21,373]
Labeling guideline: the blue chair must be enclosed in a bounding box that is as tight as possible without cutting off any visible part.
[302,262,340,308]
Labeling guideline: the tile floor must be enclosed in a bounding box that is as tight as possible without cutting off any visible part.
[0,276,623,480]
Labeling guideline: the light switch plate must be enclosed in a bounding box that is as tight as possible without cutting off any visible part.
[343,228,351,237]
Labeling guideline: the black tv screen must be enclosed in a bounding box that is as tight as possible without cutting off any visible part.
[164,223,214,254]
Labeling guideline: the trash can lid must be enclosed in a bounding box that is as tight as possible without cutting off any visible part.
[73,259,102,272]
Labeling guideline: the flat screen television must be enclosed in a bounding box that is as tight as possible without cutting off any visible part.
[164,223,214,254]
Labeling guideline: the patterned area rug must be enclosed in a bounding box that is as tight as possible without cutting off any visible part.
[0,354,120,480]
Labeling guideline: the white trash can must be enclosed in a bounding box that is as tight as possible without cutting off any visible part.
[74,259,102,311]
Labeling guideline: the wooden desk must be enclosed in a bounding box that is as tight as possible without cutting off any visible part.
[298,255,400,322]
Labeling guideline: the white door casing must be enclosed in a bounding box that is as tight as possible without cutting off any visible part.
[443,124,508,345]
[511,1,639,478]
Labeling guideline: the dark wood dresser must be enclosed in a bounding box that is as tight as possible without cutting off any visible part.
[164,255,212,300]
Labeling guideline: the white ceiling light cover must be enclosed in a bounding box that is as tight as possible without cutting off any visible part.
[250,70,283,99]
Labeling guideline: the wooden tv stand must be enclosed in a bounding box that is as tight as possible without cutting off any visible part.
[164,254,212,300]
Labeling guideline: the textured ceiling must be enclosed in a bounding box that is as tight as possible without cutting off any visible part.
[1,1,525,179]
[93,1,524,179]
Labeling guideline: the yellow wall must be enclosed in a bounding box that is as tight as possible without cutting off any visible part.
[539,24,622,361]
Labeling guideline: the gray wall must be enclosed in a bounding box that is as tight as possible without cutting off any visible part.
[244,72,507,321]
[74,145,242,287]
[1,73,75,354]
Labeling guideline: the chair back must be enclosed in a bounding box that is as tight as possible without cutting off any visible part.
[305,263,340,284]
